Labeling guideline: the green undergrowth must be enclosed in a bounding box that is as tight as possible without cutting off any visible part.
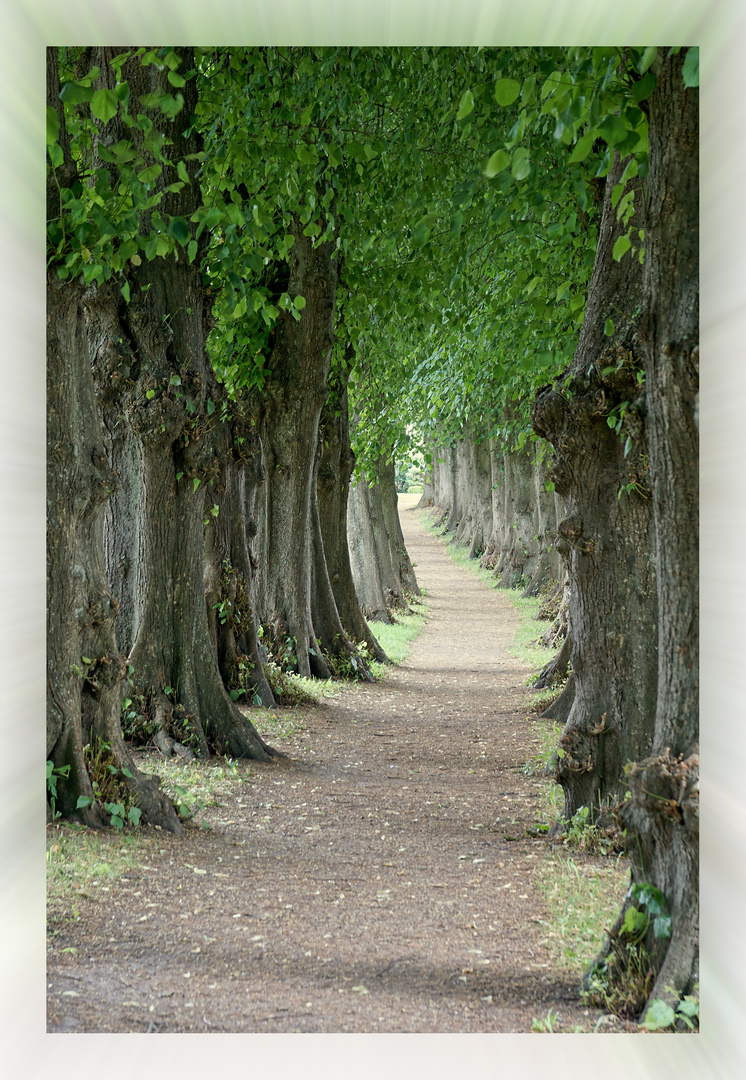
[367,601,428,672]
[535,853,631,974]
[46,754,255,924]
[47,822,149,923]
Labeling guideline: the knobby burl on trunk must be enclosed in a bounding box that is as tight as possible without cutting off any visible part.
[531,147,659,827]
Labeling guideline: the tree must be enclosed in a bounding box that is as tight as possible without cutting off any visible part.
[47,48,184,831]
[587,47,699,1016]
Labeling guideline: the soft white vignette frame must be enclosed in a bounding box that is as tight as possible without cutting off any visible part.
[2,2,743,1076]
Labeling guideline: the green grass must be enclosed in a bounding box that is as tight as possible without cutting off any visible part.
[535,853,630,971]
[47,822,149,921]
[47,754,256,923]
[368,601,428,671]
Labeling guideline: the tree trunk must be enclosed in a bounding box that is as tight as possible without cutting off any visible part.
[46,47,184,831]
[531,149,659,826]
[86,48,275,761]
[348,457,420,622]
[317,368,389,663]
[377,457,421,598]
[254,219,339,679]
[608,52,700,1014]
[46,274,184,832]
[204,413,277,710]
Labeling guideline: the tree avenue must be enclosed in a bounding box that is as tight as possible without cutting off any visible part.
[47,46,698,1019]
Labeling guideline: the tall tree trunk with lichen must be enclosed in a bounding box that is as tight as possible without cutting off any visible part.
[86,48,275,762]
[588,51,699,1017]
[254,216,368,679]
[46,48,184,830]
[531,149,659,826]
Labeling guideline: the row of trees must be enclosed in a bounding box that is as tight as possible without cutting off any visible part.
[408,49,699,1013]
[47,46,697,1013]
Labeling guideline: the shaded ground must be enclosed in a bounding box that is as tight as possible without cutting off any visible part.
[47,495,627,1033]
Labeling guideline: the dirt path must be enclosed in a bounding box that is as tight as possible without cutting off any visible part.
[47,495,600,1033]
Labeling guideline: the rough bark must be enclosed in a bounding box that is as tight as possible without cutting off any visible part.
[347,475,396,624]
[317,369,389,663]
[46,278,184,832]
[46,48,184,831]
[348,457,420,622]
[611,52,699,1013]
[531,150,659,825]
[377,457,421,598]
[204,414,277,710]
[87,48,274,761]
[254,218,339,679]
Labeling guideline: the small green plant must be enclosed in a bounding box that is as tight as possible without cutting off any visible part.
[582,882,671,1018]
[76,739,142,828]
[640,985,699,1032]
[562,804,620,857]
[531,1008,558,1032]
[624,882,672,942]
[46,761,71,820]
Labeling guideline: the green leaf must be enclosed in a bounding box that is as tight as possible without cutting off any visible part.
[48,142,64,168]
[193,477,201,493]
[484,149,510,178]
[568,131,594,163]
[632,72,656,103]
[639,47,658,75]
[641,1000,676,1031]
[138,165,162,184]
[456,89,474,120]
[612,234,631,262]
[412,221,431,248]
[167,216,190,246]
[511,147,531,181]
[604,317,615,337]
[494,78,521,107]
[682,46,699,88]
[121,281,131,304]
[598,113,629,147]
[128,806,142,826]
[90,88,120,124]
[292,295,306,310]
[167,70,187,88]
[59,81,95,105]
[46,106,60,146]
[76,796,93,809]
[653,914,672,939]
[187,239,198,263]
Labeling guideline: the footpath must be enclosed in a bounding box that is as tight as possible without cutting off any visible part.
[47,494,597,1033]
